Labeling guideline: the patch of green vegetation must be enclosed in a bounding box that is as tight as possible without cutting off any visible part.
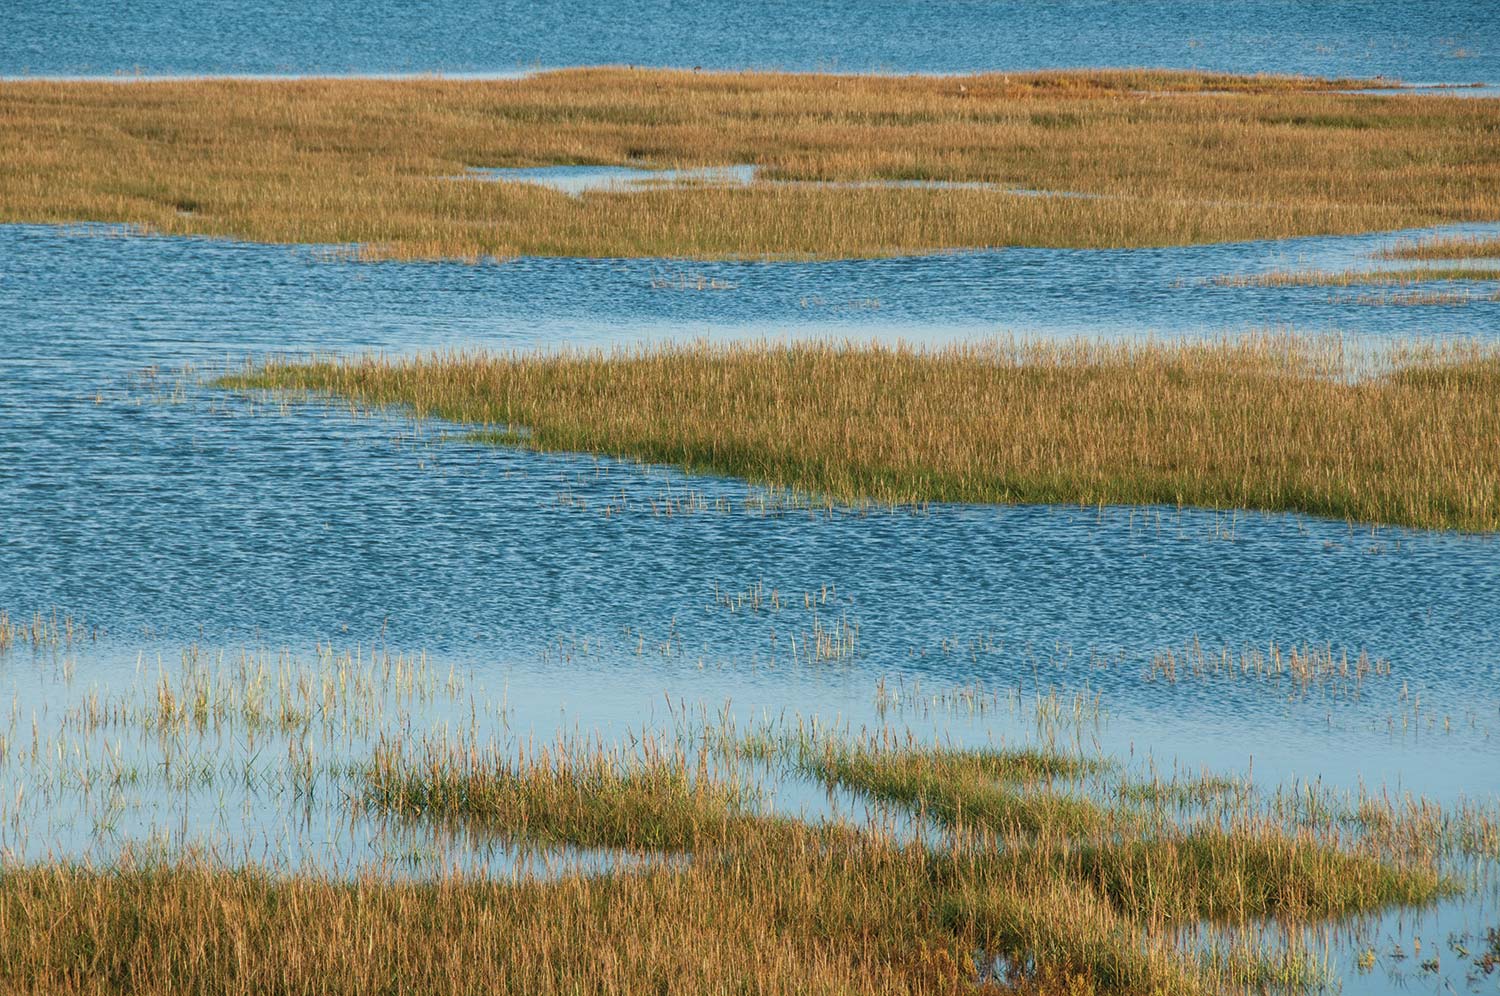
[804,743,1109,835]
[1118,775,1252,807]
[361,739,769,851]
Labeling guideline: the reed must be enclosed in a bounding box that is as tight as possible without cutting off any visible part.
[1333,288,1500,306]
[0,648,1479,996]
[1377,234,1500,260]
[219,334,1500,532]
[361,735,770,851]
[1145,640,1390,696]
[1214,266,1500,287]
[804,742,1108,835]
[2,69,1498,259]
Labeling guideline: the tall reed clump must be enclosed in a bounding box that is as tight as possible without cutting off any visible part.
[219,334,1500,531]
[2,69,1498,258]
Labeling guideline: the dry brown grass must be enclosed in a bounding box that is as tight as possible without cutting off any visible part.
[1214,266,1500,287]
[219,335,1500,532]
[3,68,1498,259]
[1377,234,1500,260]
[0,850,975,996]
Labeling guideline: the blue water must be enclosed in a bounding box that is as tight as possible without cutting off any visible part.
[2,0,1496,84]
[2,220,1498,992]
[3,221,1498,717]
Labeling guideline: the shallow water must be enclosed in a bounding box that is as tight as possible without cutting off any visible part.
[4,219,1498,780]
[2,220,1498,991]
[2,0,1496,84]
[462,164,1055,196]
[464,164,761,195]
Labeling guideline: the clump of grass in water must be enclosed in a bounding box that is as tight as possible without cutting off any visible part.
[1333,287,1500,306]
[361,735,771,851]
[787,738,1450,922]
[1146,639,1391,698]
[0,609,93,653]
[1214,266,1500,287]
[218,333,1500,532]
[1377,234,1500,261]
[802,740,1110,836]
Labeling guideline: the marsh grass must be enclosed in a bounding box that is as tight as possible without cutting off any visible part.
[1334,287,1500,306]
[0,631,1485,996]
[219,335,1500,532]
[347,730,1456,994]
[804,741,1109,836]
[3,69,1498,259]
[1215,266,1500,287]
[0,609,93,652]
[361,736,770,851]
[1378,234,1500,260]
[785,739,1449,921]
[1145,640,1391,697]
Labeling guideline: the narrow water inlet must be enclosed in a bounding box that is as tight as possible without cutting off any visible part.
[456,163,1104,198]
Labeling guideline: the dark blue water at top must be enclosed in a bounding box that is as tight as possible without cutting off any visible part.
[3,0,1496,84]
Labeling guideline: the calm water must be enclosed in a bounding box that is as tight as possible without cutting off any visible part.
[3,220,1498,991]
[2,0,1496,84]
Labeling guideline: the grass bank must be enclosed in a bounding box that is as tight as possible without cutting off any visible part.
[3,68,1499,259]
[1215,266,1500,287]
[1378,234,1500,260]
[218,336,1500,532]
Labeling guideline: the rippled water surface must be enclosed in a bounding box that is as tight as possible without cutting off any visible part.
[3,220,1498,992]
[4,218,1498,766]
[3,0,1496,83]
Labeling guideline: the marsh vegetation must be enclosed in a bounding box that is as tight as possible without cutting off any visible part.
[3,69,1499,259]
[5,48,1500,996]
[0,630,1490,996]
[220,334,1500,531]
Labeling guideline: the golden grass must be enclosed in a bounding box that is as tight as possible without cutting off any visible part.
[219,335,1500,532]
[804,743,1110,836]
[0,654,1475,996]
[1215,266,1500,287]
[361,736,776,851]
[1378,234,1500,260]
[3,68,1499,258]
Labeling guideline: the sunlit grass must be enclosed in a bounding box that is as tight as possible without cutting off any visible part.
[3,68,1498,259]
[803,741,1109,835]
[219,334,1500,532]
[0,629,1485,995]
[1377,234,1500,260]
[334,733,1455,994]
[1215,266,1500,287]
[362,736,771,851]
